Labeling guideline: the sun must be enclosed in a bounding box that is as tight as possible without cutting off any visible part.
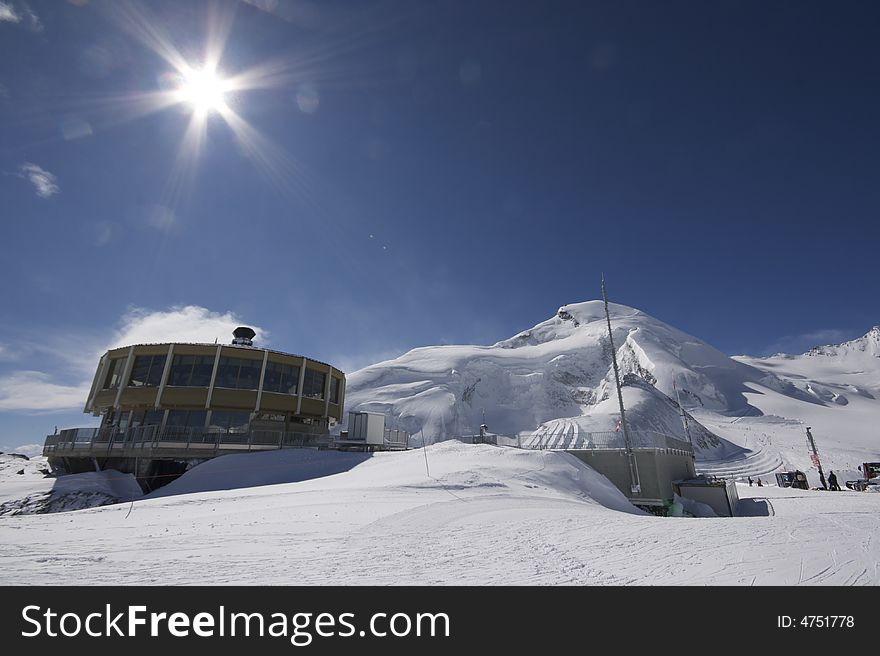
[176,65,230,114]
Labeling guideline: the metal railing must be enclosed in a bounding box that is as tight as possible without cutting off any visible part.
[520,430,693,454]
[383,428,409,447]
[43,425,332,457]
[455,434,522,448]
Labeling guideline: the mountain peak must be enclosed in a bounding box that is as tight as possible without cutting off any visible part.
[806,325,880,358]
[556,300,643,326]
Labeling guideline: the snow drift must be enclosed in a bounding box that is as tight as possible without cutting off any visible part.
[0,453,141,516]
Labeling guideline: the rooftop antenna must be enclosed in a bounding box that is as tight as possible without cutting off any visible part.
[601,274,641,494]
[672,376,693,447]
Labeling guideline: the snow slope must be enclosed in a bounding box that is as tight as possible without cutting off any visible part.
[1,304,876,585]
[345,301,753,442]
[345,301,879,477]
[730,327,880,473]
[1,443,877,585]
[522,376,741,458]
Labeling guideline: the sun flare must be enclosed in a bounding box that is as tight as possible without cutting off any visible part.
[176,66,230,114]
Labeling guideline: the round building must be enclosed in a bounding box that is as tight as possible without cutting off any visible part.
[44,327,346,490]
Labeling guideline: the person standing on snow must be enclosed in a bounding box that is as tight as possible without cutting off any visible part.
[756,477,763,487]
[828,471,840,491]
[748,476,753,487]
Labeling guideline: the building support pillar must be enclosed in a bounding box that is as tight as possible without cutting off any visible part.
[255,350,269,413]
[295,357,307,416]
[113,346,135,410]
[155,344,175,408]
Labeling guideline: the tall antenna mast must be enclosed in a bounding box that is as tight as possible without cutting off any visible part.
[601,274,641,494]
[672,376,693,447]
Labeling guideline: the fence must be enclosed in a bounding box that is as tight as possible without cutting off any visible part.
[43,425,332,458]
[521,429,693,454]
[455,434,522,448]
[383,428,409,448]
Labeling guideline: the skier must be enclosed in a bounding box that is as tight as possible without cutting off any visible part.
[748,476,753,487]
[756,477,763,487]
[828,470,840,491]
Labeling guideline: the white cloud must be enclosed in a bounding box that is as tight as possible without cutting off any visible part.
[0,342,25,362]
[762,328,858,356]
[0,306,266,413]
[20,1,39,30]
[61,116,93,141]
[329,347,407,375]
[19,162,59,198]
[0,1,41,30]
[0,2,21,23]
[0,443,43,457]
[109,306,267,348]
[0,371,91,411]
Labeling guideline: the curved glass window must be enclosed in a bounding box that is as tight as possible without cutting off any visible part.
[191,356,214,386]
[302,369,326,399]
[130,409,166,427]
[208,411,250,434]
[128,354,167,387]
[238,359,262,390]
[167,355,215,387]
[262,361,300,394]
[215,357,262,390]
[165,410,206,431]
[102,357,128,389]
[330,377,341,404]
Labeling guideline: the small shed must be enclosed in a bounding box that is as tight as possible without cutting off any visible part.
[336,412,409,451]
[348,411,386,445]
[672,476,739,517]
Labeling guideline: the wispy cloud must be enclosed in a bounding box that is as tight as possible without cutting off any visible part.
[0,342,24,362]
[144,204,175,230]
[0,1,41,31]
[18,162,59,198]
[0,442,43,457]
[0,371,91,411]
[760,328,859,356]
[329,347,408,375]
[127,203,176,231]
[0,306,267,413]
[107,305,267,349]
[0,2,20,23]
[93,221,119,247]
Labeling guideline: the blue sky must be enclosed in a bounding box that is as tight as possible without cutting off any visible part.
[1,0,878,451]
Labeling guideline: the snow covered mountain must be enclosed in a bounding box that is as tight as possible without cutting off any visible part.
[731,326,880,469]
[345,301,879,470]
